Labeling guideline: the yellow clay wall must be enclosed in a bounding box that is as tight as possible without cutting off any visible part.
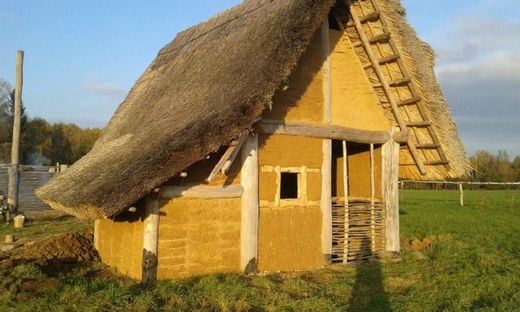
[257,134,324,271]
[329,29,390,131]
[96,212,144,280]
[156,197,242,280]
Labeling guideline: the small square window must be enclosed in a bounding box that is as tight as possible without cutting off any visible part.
[280,172,299,199]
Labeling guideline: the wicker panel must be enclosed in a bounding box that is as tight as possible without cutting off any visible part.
[332,198,385,263]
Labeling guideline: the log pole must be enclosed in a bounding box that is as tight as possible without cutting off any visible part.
[141,192,160,285]
[240,134,259,273]
[320,20,332,263]
[7,50,24,220]
[382,128,400,256]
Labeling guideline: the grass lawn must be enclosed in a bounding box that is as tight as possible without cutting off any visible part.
[0,190,519,311]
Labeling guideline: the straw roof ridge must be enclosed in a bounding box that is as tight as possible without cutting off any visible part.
[36,0,336,220]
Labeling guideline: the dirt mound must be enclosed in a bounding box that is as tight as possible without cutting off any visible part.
[0,232,99,270]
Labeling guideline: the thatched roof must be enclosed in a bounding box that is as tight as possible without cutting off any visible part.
[380,0,470,180]
[36,0,336,219]
[37,0,468,220]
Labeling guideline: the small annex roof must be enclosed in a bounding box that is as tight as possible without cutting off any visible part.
[37,0,468,220]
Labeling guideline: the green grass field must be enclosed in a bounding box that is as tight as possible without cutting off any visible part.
[0,190,519,311]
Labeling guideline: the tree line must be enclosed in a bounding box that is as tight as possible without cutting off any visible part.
[0,79,101,165]
[469,151,520,183]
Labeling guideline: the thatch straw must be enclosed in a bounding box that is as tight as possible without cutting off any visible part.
[36,0,336,220]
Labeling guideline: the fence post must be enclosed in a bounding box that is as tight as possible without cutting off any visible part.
[7,50,24,221]
[459,183,464,207]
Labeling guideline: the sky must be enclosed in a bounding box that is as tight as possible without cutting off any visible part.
[0,0,519,156]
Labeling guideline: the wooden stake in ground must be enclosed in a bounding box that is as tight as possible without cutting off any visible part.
[7,50,24,221]
[459,183,464,207]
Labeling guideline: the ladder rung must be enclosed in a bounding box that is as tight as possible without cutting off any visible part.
[353,41,364,48]
[368,33,390,44]
[363,63,373,69]
[401,160,450,166]
[359,11,381,23]
[398,97,421,106]
[415,144,440,149]
[379,54,400,65]
[406,121,431,127]
[389,77,411,87]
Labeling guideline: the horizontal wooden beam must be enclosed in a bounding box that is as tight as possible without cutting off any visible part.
[161,185,243,199]
[257,120,400,144]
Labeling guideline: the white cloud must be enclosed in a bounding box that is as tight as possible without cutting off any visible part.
[427,13,520,156]
[81,83,126,97]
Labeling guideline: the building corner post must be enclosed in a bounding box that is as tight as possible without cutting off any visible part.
[141,192,160,285]
[382,127,400,257]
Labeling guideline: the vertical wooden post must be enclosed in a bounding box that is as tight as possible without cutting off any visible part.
[141,192,160,285]
[459,183,464,207]
[93,220,100,250]
[240,134,259,273]
[370,144,376,253]
[320,20,332,263]
[342,141,349,263]
[7,50,24,220]
[382,128,400,256]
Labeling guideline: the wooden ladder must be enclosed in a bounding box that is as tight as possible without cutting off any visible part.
[342,0,449,174]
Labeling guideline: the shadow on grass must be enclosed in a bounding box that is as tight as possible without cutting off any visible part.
[347,239,392,312]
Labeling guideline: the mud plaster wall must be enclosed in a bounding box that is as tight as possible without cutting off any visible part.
[329,29,390,131]
[258,134,324,271]
[97,212,144,280]
[340,145,382,199]
[264,28,324,123]
[156,197,241,280]
[155,145,242,279]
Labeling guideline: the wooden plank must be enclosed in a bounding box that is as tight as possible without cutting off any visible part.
[388,77,411,87]
[207,133,248,182]
[378,54,400,65]
[342,141,349,263]
[240,134,259,273]
[160,185,243,199]
[141,192,160,285]
[370,144,376,253]
[359,11,380,23]
[7,50,24,219]
[397,97,421,107]
[257,120,391,144]
[415,143,441,149]
[382,128,400,255]
[406,121,432,127]
[368,33,391,44]
[221,133,248,175]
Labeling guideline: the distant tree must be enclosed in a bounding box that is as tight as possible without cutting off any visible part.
[513,156,520,182]
[0,79,28,162]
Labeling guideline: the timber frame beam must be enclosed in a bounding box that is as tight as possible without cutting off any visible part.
[256,120,408,144]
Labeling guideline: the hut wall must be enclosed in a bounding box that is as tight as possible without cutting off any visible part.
[334,145,383,199]
[264,29,324,123]
[257,134,324,271]
[156,149,242,279]
[329,29,390,131]
[156,198,241,280]
[96,212,144,280]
